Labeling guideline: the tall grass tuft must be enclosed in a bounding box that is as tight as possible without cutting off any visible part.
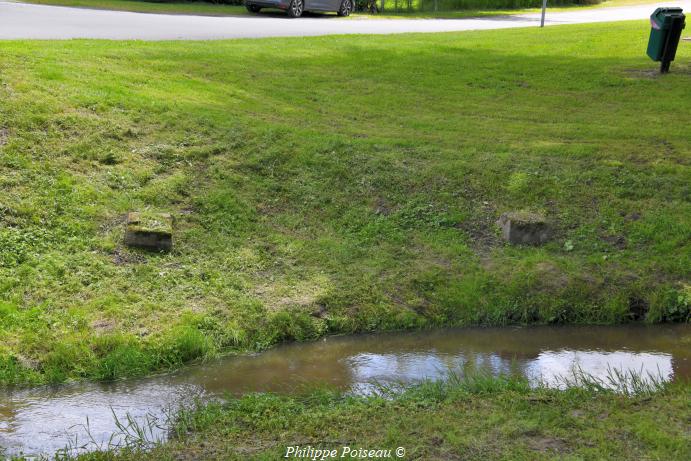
[552,365,668,396]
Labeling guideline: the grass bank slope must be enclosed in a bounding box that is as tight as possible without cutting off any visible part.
[0,22,689,385]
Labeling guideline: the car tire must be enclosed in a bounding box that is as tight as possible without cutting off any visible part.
[337,0,353,16]
[286,0,304,17]
[246,3,261,13]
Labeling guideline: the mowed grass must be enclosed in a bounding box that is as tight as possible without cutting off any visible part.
[0,22,690,385]
[21,0,250,17]
[79,376,691,460]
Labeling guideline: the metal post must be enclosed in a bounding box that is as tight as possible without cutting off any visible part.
[381,0,385,13]
[434,0,437,12]
[660,16,684,73]
[540,0,547,28]
[661,21,672,73]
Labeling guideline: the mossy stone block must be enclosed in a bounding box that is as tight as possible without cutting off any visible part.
[124,211,173,251]
[497,211,551,246]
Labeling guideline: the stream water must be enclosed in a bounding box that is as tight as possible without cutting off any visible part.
[1,324,689,457]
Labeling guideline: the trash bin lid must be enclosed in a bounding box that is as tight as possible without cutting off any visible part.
[650,7,685,28]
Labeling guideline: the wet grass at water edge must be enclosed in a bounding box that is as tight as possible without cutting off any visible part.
[56,373,691,460]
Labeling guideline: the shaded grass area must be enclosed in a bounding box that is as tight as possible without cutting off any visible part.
[0,22,690,386]
[76,375,691,460]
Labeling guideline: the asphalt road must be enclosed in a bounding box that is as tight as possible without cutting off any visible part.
[0,1,689,40]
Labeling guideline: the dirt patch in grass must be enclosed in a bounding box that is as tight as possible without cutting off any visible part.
[623,68,665,79]
[601,233,627,250]
[372,197,394,216]
[91,318,116,333]
[623,66,691,79]
[535,261,570,292]
[254,276,331,311]
[525,436,569,453]
[454,204,503,253]
[112,247,148,266]
[100,213,127,233]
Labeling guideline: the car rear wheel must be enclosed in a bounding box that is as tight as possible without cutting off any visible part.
[287,0,304,17]
[337,0,353,16]
[246,3,261,13]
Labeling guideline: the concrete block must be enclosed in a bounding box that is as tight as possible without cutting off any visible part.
[124,211,173,251]
[497,211,550,246]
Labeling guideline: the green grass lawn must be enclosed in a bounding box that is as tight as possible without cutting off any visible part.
[0,21,689,386]
[78,375,691,460]
[22,0,251,17]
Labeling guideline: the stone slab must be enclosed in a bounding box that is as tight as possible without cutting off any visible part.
[497,211,551,246]
[124,211,173,251]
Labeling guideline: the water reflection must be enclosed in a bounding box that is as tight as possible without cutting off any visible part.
[344,350,675,391]
[525,351,674,388]
[0,384,201,456]
[0,324,688,457]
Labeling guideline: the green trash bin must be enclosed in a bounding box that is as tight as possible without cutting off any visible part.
[647,7,686,73]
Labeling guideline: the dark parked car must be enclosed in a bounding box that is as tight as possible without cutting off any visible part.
[245,0,353,18]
